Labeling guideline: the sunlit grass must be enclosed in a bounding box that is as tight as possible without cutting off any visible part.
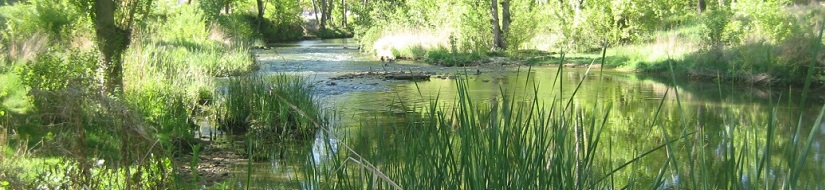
[369,27,452,60]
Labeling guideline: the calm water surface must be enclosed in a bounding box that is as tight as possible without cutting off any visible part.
[229,38,825,189]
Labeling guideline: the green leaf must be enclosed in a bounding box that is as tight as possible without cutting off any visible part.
[1,180,9,186]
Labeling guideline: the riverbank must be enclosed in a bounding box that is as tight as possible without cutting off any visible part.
[0,1,325,188]
[354,4,824,87]
[376,35,823,87]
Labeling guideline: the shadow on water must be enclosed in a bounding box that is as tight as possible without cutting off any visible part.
[228,39,825,189]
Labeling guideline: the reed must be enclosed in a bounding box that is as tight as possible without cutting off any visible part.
[298,49,824,189]
[216,75,322,160]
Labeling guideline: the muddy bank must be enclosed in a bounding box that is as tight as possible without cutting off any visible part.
[174,140,245,187]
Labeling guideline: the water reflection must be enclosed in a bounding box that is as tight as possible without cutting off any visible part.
[234,39,825,189]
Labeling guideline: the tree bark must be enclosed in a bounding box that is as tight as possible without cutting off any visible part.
[224,0,231,14]
[257,0,264,30]
[490,0,504,50]
[327,0,335,24]
[93,0,130,94]
[341,0,347,28]
[312,0,321,29]
[698,0,706,13]
[500,0,511,50]
[320,0,327,29]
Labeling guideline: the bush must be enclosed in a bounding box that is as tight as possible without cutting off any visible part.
[425,48,485,67]
[0,0,80,42]
[315,27,354,39]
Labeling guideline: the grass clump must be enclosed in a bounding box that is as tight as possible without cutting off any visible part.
[216,75,322,160]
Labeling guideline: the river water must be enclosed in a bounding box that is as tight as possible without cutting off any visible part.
[228,38,825,189]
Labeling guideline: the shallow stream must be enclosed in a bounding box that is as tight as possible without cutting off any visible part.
[226,38,825,189]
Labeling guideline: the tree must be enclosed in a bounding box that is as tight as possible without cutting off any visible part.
[320,0,328,29]
[341,0,347,28]
[490,0,510,50]
[77,0,149,94]
[257,0,265,30]
[311,0,321,28]
[92,0,127,94]
[501,0,510,49]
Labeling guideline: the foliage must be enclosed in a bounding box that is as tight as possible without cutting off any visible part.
[0,0,80,42]
[424,48,486,67]
[0,0,295,188]
[315,27,354,39]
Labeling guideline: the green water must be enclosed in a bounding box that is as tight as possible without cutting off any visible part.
[232,39,825,189]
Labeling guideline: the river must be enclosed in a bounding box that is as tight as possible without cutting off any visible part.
[226,38,825,189]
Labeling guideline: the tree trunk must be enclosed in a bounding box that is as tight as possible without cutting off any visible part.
[698,0,706,13]
[327,0,335,24]
[312,0,321,29]
[341,0,347,28]
[500,0,511,50]
[224,0,231,14]
[571,0,583,26]
[256,0,264,30]
[490,0,504,50]
[93,0,130,94]
[320,0,327,29]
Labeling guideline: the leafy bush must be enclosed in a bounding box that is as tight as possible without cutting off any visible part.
[315,27,354,39]
[0,0,80,41]
[425,48,485,67]
[20,50,97,92]
[703,9,733,47]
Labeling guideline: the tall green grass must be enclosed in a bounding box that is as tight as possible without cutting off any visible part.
[0,1,298,188]
[217,75,323,160]
[297,56,824,189]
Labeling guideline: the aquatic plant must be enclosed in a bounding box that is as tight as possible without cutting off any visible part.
[297,46,824,189]
[216,75,322,160]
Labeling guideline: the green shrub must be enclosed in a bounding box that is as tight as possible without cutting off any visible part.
[424,48,485,67]
[20,49,97,92]
[315,27,355,39]
[0,0,80,41]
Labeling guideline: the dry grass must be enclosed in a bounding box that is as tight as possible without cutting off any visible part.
[371,27,453,59]
[6,32,49,62]
[69,32,96,51]
[208,23,233,47]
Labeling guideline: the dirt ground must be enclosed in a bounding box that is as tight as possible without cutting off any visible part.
[174,140,246,187]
